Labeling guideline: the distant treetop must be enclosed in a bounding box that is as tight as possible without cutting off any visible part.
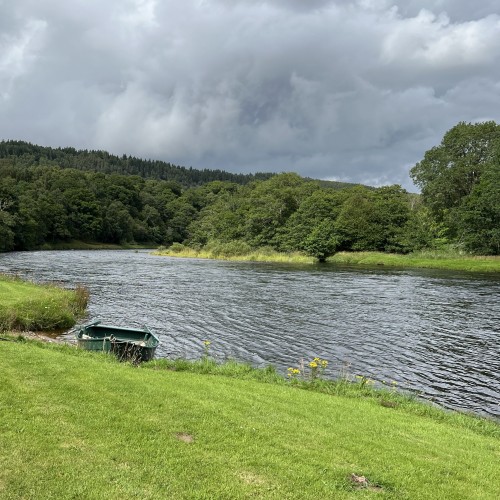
[0,140,275,188]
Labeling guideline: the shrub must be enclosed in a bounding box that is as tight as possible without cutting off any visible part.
[205,240,253,257]
[169,242,186,253]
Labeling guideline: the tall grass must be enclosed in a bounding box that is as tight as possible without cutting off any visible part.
[0,274,89,331]
[153,243,314,263]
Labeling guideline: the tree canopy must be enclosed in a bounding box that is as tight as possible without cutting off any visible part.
[1,124,499,257]
[410,121,500,253]
[0,140,275,188]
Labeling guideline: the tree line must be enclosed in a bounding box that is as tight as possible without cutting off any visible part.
[0,121,498,256]
[0,140,276,188]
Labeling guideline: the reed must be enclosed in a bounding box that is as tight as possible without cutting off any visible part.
[153,245,315,264]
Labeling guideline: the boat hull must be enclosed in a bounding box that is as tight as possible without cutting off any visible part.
[76,322,159,362]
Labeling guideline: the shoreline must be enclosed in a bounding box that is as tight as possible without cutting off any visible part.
[0,331,71,344]
[152,248,500,273]
[37,240,156,251]
[3,334,499,423]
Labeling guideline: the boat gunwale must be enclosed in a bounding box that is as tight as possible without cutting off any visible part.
[75,322,160,346]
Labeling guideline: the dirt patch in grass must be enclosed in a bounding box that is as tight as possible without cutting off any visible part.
[350,473,384,492]
[238,471,267,486]
[175,432,194,443]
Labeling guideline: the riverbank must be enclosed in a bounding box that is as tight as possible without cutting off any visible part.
[1,339,499,499]
[0,274,88,331]
[153,245,314,263]
[39,240,156,251]
[153,246,500,272]
[329,250,500,273]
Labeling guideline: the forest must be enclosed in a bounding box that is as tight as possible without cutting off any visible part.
[0,121,499,256]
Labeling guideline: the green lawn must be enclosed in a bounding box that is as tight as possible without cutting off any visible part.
[0,274,88,331]
[1,341,499,499]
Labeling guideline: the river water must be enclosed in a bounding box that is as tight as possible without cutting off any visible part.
[1,250,499,418]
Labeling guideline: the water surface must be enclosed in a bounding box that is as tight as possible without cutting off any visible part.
[1,250,499,418]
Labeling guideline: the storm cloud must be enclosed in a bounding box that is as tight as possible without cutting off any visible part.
[1,0,500,190]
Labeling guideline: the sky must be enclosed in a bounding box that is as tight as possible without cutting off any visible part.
[1,1,499,191]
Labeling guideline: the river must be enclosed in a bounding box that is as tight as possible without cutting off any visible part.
[1,249,499,418]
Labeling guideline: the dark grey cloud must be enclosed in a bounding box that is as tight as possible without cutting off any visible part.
[1,0,500,190]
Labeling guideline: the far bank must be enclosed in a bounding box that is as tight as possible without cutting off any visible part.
[153,246,500,273]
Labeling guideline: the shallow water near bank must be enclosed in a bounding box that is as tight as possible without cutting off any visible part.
[1,249,499,418]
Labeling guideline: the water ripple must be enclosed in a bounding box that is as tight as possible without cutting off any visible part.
[0,250,499,418]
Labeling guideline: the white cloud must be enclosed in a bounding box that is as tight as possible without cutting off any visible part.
[119,0,159,29]
[381,10,500,67]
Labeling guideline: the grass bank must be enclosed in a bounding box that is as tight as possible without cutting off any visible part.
[1,340,499,499]
[0,274,88,331]
[328,251,500,273]
[153,246,500,272]
[153,245,315,264]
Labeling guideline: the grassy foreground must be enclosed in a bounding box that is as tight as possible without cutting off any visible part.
[0,274,88,331]
[153,246,500,272]
[1,340,499,499]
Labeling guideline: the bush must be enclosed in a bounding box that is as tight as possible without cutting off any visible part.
[169,242,186,253]
[205,240,253,257]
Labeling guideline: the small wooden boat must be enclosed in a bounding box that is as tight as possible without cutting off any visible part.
[75,321,159,362]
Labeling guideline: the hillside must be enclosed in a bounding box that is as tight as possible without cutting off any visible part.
[0,140,277,188]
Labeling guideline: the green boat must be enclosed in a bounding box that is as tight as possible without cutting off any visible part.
[75,321,160,362]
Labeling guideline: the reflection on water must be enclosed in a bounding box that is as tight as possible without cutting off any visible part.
[1,250,499,418]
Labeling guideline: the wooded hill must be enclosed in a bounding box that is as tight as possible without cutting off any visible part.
[0,122,498,256]
[0,140,276,187]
